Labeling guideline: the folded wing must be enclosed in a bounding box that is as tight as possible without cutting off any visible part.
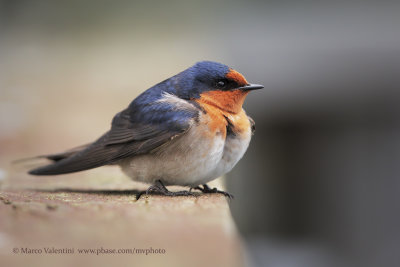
[29,94,199,175]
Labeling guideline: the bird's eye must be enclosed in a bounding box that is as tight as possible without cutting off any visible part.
[216,80,225,88]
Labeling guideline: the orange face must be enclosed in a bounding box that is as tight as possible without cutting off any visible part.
[196,69,250,114]
[225,69,248,87]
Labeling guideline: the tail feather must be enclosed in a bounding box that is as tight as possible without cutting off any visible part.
[27,133,127,175]
[40,144,90,162]
[27,143,105,175]
[12,143,89,171]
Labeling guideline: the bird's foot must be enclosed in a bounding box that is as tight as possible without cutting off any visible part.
[136,180,195,200]
[194,184,234,199]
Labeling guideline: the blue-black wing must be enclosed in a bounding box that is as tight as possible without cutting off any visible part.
[29,96,199,175]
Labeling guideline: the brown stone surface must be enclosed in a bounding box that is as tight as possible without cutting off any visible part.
[0,168,243,267]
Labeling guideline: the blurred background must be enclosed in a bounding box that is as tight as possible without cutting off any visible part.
[1,0,400,266]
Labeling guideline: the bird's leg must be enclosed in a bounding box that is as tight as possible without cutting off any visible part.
[136,179,195,200]
[194,184,234,199]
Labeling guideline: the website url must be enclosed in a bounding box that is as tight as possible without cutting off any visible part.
[13,247,166,256]
[77,247,166,255]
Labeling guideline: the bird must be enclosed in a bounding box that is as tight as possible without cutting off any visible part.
[28,61,264,199]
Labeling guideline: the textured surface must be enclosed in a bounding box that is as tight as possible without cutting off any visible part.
[0,167,243,267]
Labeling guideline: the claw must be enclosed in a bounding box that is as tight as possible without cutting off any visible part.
[194,184,234,199]
[136,180,195,200]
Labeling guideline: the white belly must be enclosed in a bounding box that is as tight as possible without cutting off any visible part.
[119,123,251,187]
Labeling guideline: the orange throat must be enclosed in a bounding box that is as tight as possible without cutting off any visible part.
[196,90,249,114]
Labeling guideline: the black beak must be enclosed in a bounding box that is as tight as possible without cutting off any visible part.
[238,83,264,91]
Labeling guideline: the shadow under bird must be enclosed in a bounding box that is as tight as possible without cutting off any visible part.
[28,61,263,199]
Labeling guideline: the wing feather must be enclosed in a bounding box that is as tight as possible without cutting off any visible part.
[29,94,199,175]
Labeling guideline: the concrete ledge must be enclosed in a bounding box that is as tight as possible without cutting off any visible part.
[0,168,243,267]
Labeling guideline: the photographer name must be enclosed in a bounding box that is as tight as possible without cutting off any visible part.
[19,247,74,254]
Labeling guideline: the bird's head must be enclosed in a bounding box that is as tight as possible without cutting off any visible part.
[176,61,263,114]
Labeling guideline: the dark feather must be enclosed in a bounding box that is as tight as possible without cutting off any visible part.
[29,95,199,175]
[248,116,255,135]
[43,144,90,162]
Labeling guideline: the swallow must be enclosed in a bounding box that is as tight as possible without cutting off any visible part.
[28,61,263,199]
